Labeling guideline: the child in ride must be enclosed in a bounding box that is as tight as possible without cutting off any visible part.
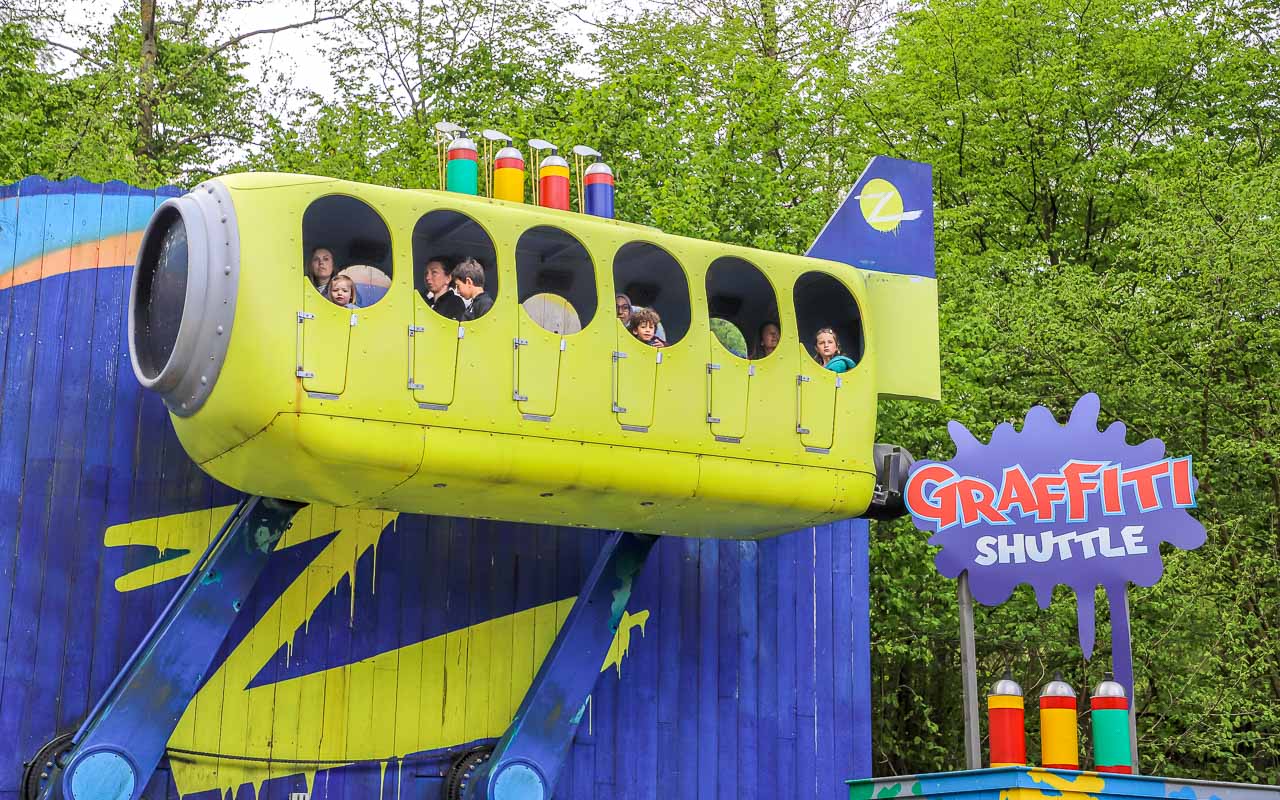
[328,274,360,308]
[815,327,855,372]
[629,307,666,348]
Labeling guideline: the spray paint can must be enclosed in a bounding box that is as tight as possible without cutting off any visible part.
[538,149,571,211]
[446,134,479,195]
[493,146,525,203]
[583,158,615,219]
[1039,672,1079,770]
[987,671,1026,767]
[1091,673,1132,774]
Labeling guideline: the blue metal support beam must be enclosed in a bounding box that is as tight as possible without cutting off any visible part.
[40,496,303,800]
[465,531,658,800]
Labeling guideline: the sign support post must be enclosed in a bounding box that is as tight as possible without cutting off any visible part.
[958,570,982,770]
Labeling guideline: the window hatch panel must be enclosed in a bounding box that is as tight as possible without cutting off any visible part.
[614,327,659,429]
[411,302,460,408]
[798,355,837,451]
[707,331,750,439]
[515,309,562,418]
[300,283,351,396]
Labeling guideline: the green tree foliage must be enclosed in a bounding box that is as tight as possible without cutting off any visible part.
[1,0,1275,782]
[858,0,1279,781]
[0,22,69,179]
[557,0,876,251]
[252,0,580,187]
[0,1,343,184]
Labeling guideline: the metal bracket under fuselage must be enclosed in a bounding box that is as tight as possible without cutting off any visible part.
[38,496,303,800]
[462,530,658,800]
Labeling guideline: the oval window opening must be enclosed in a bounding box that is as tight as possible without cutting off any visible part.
[516,226,597,334]
[302,195,393,308]
[133,206,188,380]
[705,256,779,360]
[412,210,499,321]
[613,242,690,346]
[793,271,863,368]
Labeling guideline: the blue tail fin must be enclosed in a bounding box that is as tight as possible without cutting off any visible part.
[806,156,934,278]
[808,157,940,402]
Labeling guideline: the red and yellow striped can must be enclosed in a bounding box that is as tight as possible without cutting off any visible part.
[987,673,1025,767]
[538,153,571,211]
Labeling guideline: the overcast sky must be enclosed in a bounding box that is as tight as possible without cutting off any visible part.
[59,0,620,104]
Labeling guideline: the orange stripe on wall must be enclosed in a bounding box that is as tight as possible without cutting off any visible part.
[0,231,138,291]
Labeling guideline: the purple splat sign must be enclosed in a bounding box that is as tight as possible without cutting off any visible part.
[904,394,1205,693]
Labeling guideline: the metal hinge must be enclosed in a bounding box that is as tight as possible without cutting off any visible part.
[349,313,358,327]
[706,363,721,373]
[457,326,465,339]
[707,415,721,423]
[296,368,314,378]
[513,338,528,348]
[408,381,424,390]
[513,392,529,401]
[297,311,314,322]
[797,425,811,435]
[560,339,567,351]
[613,351,628,361]
[408,325,424,335]
[797,375,811,384]
[612,403,628,413]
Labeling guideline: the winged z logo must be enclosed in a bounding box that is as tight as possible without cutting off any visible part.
[856,178,923,233]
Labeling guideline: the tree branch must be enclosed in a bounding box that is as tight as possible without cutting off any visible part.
[34,36,107,69]
[206,8,354,62]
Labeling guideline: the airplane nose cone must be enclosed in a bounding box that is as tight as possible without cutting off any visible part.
[129,180,241,415]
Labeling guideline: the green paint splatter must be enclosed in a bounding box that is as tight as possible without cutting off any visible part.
[877,784,904,798]
[848,783,874,800]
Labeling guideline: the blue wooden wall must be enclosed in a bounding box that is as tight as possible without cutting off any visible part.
[0,177,871,799]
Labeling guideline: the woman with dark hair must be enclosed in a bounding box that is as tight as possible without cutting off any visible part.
[753,321,780,359]
[615,293,633,326]
[815,327,856,373]
[307,246,336,297]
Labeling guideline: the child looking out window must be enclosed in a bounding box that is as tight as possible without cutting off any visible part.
[815,327,855,373]
[629,307,666,348]
[328,274,360,308]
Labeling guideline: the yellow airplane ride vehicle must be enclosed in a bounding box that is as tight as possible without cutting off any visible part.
[128,156,939,539]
